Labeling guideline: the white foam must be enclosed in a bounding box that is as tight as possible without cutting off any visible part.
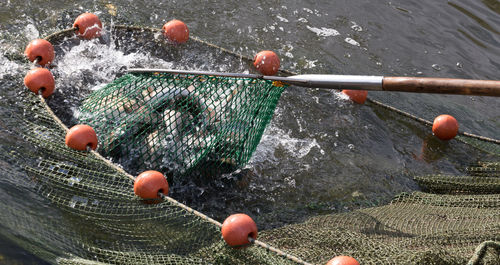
[0,55,23,79]
[23,23,39,40]
[303,8,314,14]
[55,36,173,92]
[249,122,324,165]
[350,22,363,32]
[276,15,289,22]
[306,26,340,37]
[303,59,317,69]
[333,89,351,102]
[344,37,360,46]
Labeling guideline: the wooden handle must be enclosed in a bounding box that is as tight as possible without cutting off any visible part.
[383,77,500,96]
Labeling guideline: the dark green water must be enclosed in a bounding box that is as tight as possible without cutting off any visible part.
[0,0,499,264]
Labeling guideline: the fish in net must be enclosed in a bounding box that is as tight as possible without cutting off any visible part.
[78,72,285,178]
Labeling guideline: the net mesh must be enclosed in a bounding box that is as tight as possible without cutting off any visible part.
[0,25,498,265]
[77,72,284,178]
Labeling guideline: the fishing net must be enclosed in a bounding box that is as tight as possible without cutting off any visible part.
[0,25,499,265]
[78,72,284,178]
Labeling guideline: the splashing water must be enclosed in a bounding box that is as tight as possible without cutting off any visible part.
[250,122,324,164]
[0,55,23,79]
[55,33,172,89]
[51,29,173,123]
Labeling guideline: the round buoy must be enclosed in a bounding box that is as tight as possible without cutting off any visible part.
[134,170,169,201]
[221,213,258,248]
[326,256,360,265]
[24,68,55,98]
[341,90,368,104]
[73,13,103,39]
[65,125,98,151]
[432,114,458,140]
[162,19,189,44]
[253,50,280,76]
[24,39,55,66]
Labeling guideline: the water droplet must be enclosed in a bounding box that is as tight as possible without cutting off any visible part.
[431,64,441,71]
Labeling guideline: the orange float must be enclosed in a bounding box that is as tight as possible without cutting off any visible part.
[432,114,458,140]
[24,68,55,98]
[65,125,98,151]
[341,90,368,104]
[253,50,280,76]
[134,171,169,201]
[162,19,189,44]
[24,39,55,66]
[326,256,360,265]
[221,213,258,248]
[73,13,103,39]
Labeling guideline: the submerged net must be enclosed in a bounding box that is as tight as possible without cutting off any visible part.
[78,72,284,178]
[0,25,499,265]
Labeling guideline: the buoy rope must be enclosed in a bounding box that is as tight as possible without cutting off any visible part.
[467,241,500,265]
[33,57,41,66]
[109,25,256,63]
[38,94,132,177]
[366,98,500,144]
[157,191,313,264]
[156,192,222,227]
[248,237,314,265]
[44,27,77,42]
[369,98,434,126]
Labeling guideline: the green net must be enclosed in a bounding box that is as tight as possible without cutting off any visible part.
[78,72,285,178]
[0,25,499,265]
